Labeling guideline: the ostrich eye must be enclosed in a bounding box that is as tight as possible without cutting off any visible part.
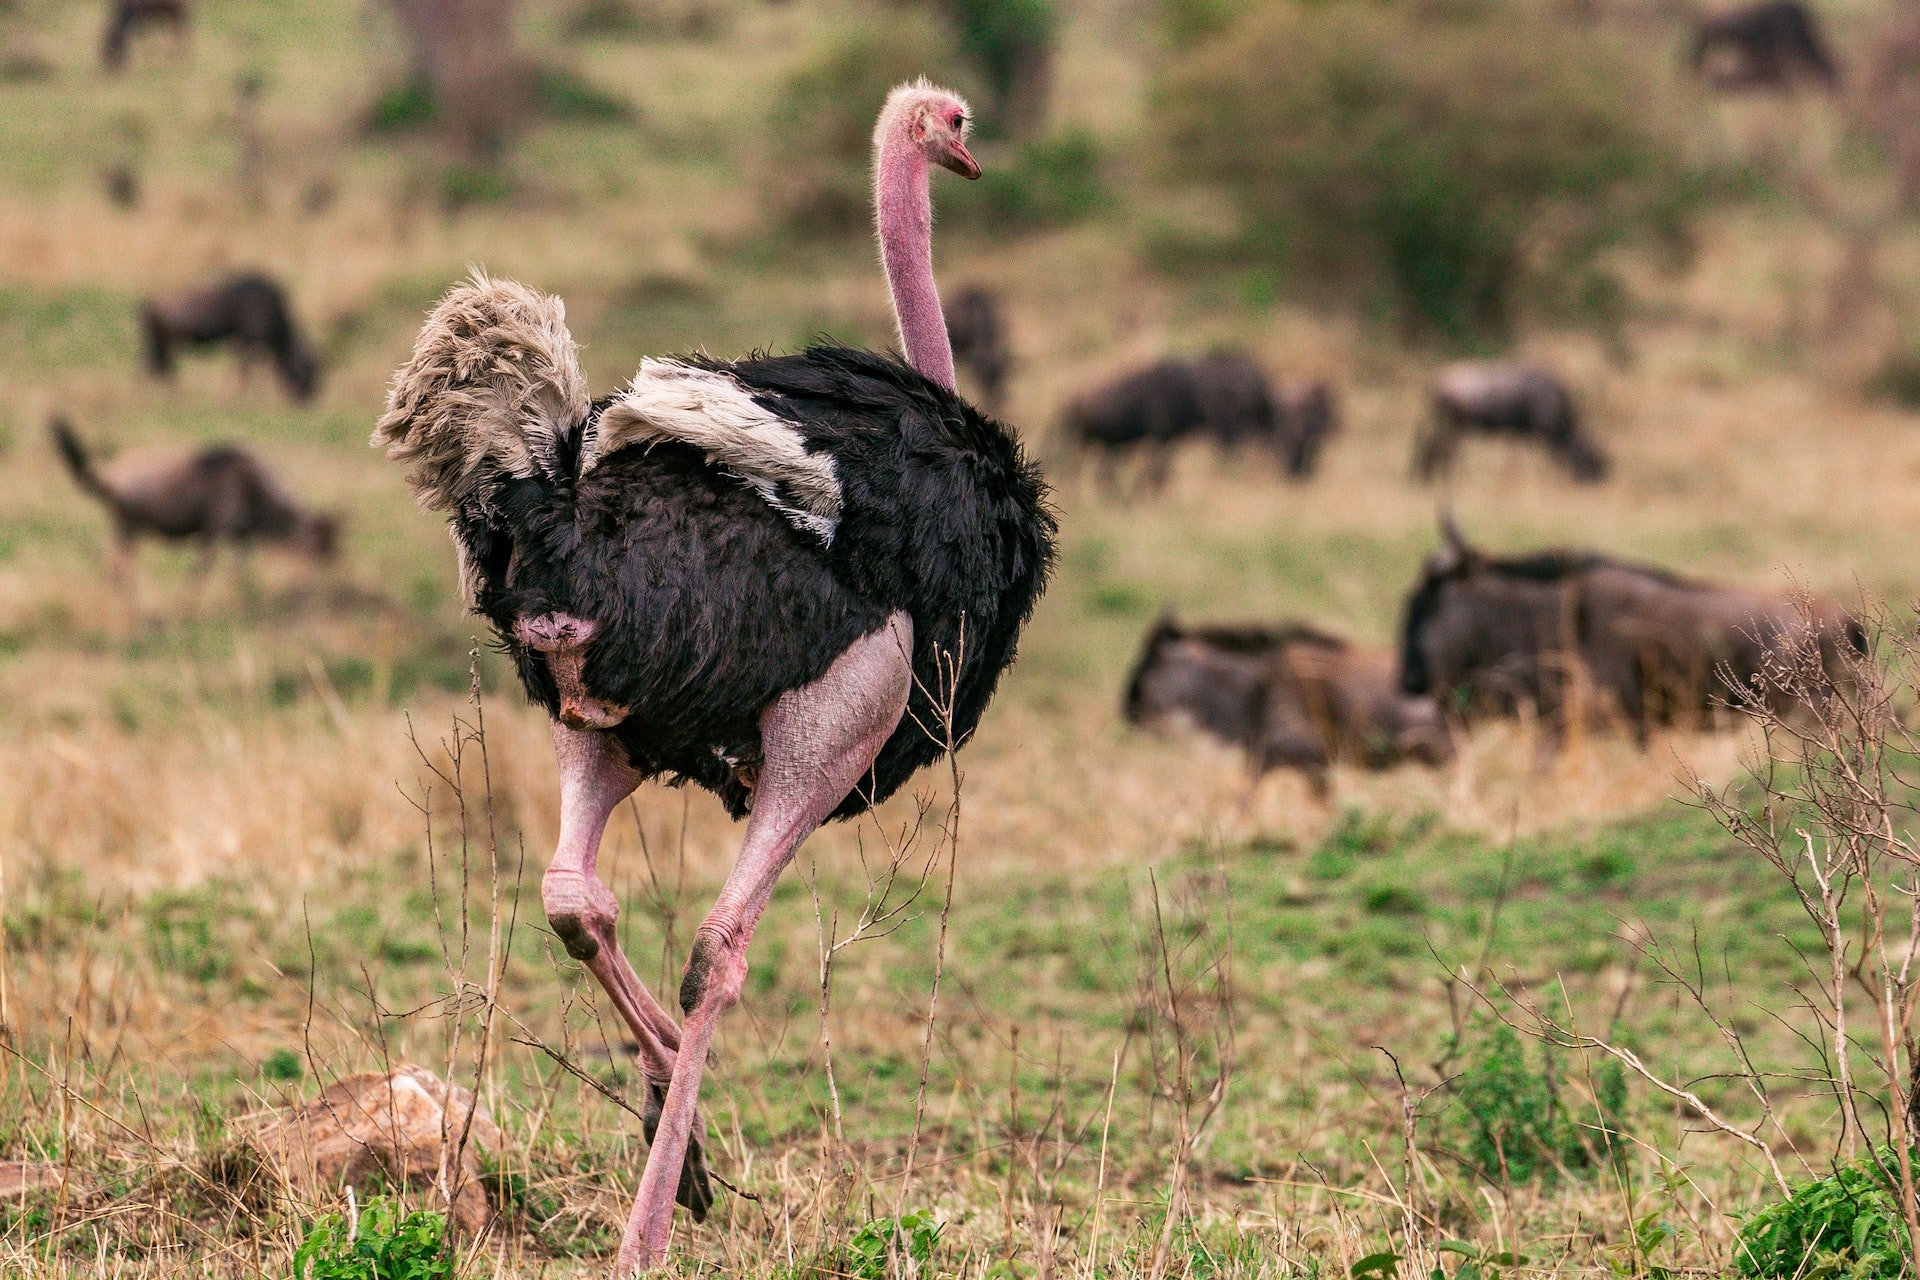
[951,113,965,130]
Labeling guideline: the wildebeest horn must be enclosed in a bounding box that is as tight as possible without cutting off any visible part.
[1438,506,1470,556]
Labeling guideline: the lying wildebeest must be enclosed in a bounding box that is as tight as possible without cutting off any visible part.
[945,284,1011,410]
[102,0,188,73]
[1125,614,1453,790]
[1414,361,1607,484]
[1689,0,1838,92]
[1065,350,1335,488]
[141,271,321,402]
[51,417,339,581]
[1399,516,1864,738]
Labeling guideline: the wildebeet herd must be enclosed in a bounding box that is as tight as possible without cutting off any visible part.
[51,262,1863,792]
[1130,515,1865,785]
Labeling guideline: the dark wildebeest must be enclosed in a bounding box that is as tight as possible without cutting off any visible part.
[1414,361,1607,484]
[102,0,188,73]
[51,417,339,586]
[1062,358,1204,491]
[1066,350,1331,487]
[1125,614,1454,791]
[1399,516,1865,739]
[945,285,1011,410]
[1689,1,1839,92]
[141,272,322,402]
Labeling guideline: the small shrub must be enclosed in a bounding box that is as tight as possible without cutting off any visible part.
[1154,4,1703,341]
[439,162,514,210]
[294,1197,452,1280]
[366,78,438,134]
[1446,1022,1628,1183]
[1736,1150,1911,1279]
[802,1209,942,1279]
[529,65,634,123]
[262,1049,304,1082]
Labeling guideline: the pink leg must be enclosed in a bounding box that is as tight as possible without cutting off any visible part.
[615,612,913,1274]
[541,723,712,1218]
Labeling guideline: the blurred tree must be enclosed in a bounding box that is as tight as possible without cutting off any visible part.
[932,0,1055,138]
[388,0,524,161]
[1155,2,1703,343]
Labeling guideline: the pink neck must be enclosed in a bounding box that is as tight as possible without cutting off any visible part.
[875,122,955,390]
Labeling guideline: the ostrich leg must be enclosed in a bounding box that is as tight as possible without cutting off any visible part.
[618,612,914,1273]
[542,723,712,1218]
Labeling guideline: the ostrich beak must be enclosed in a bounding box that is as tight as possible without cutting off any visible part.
[936,140,981,180]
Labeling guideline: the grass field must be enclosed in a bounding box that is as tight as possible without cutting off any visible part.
[5,0,1920,1275]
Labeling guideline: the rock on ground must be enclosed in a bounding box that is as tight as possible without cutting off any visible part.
[252,1063,501,1234]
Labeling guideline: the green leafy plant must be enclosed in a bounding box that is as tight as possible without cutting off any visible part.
[1446,1022,1628,1184]
[293,1197,452,1280]
[1352,1240,1529,1280]
[1736,1150,1912,1279]
[805,1209,943,1279]
[261,1048,303,1082]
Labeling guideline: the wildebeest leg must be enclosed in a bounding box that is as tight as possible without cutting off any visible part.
[540,725,711,1222]
[182,536,219,616]
[109,528,138,633]
[1138,441,1174,496]
[1252,728,1332,800]
[1412,411,1459,481]
[620,613,912,1272]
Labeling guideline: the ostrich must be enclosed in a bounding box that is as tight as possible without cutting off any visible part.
[373,82,1054,1271]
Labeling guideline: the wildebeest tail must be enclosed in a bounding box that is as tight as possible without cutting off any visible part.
[372,270,590,515]
[48,416,122,513]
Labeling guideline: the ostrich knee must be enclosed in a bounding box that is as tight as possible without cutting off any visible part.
[543,866,619,962]
[680,920,751,1017]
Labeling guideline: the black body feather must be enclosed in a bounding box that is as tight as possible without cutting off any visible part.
[458,345,1056,820]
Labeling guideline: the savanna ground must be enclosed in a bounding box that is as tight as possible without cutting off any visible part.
[4,0,1920,1275]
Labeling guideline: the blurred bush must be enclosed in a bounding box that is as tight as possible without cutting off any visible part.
[768,17,1102,238]
[764,17,960,235]
[1154,3,1704,342]
[1445,1022,1629,1184]
[945,127,1110,230]
[932,0,1056,138]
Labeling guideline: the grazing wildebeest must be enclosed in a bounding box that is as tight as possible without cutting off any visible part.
[1066,350,1330,487]
[1399,516,1865,739]
[1689,0,1838,91]
[1414,361,1607,484]
[1125,614,1453,790]
[141,272,322,402]
[102,0,188,73]
[1062,358,1203,491]
[944,284,1011,410]
[51,417,339,584]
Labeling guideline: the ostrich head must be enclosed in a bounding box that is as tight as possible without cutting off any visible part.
[875,80,980,180]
